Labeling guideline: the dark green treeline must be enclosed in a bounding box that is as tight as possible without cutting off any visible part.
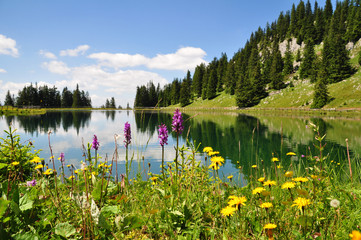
[3,84,91,108]
[134,0,361,109]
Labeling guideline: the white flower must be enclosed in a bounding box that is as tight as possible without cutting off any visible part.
[330,199,340,208]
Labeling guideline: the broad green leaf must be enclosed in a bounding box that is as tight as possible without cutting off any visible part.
[13,232,39,240]
[19,193,34,211]
[101,205,119,214]
[0,199,9,218]
[0,163,8,169]
[54,222,76,238]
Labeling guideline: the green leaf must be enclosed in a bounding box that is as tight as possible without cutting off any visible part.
[98,213,111,230]
[101,205,119,214]
[13,232,39,240]
[0,199,10,219]
[54,222,76,238]
[19,193,34,212]
[0,163,8,169]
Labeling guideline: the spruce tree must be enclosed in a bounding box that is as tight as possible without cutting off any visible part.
[270,41,284,90]
[72,84,81,108]
[4,90,14,106]
[283,41,294,75]
[192,63,205,98]
[299,39,316,80]
[180,80,191,107]
[206,69,218,99]
[311,66,329,109]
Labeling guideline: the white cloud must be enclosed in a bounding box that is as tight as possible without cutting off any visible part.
[88,52,148,68]
[88,46,207,71]
[0,68,6,73]
[42,60,70,75]
[148,47,207,71]
[0,34,19,57]
[39,50,57,59]
[60,44,90,57]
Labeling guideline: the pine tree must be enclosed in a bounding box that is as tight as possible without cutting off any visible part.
[72,84,81,108]
[192,63,205,98]
[299,39,316,80]
[206,69,218,99]
[110,97,116,108]
[180,80,191,107]
[4,90,15,106]
[311,66,329,108]
[217,53,228,92]
[283,41,294,75]
[270,41,284,90]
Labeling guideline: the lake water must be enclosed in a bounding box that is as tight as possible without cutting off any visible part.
[1,110,360,180]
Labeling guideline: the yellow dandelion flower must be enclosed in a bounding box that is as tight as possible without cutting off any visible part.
[74,170,79,174]
[252,187,266,195]
[67,164,71,168]
[227,175,233,180]
[11,161,20,166]
[92,171,96,175]
[292,197,311,210]
[29,157,41,163]
[293,177,309,183]
[203,147,213,153]
[285,171,293,178]
[35,164,43,170]
[150,176,158,181]
[310,175,318,179]
[98,163,105,168]
[208,151,220,156]
[252,165,257,168]
[263,223,277,229]
[263,180,277,187]
[350,230,361,240]
[210,156,224,166]
[258,177,265,182]
[286,152,296,156]
[43,169,53,175]
[281,182,296,189]
[271,157,279,162]
[260,202,273,209]
[209,162,220,170]
[221,206,237,217]
[228,196,247,208]
[68,175,75,180]
[277,165,283,169]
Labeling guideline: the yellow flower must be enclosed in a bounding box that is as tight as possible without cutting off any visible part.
[74,170,79,174]
[271,157,279,162]
[43,169,53,175]
[30,157,41,163]
[286,152,296,156]
[220,206,237,217]
[92,171,96,175]
[263,223,277,229]
[293,177,309,183]
[310,175,318,179]
[208,151,220,156]
[209,162,220,170]
[227,175,233,180]
[277,165,283,169]
[68,175,75,180]
[228,196,247,208]
[210,156,224,166]
[67,164,71,168]
[252,165,257,168]
[35,164,44,170]
[203,147,213,153]
[260,202,273,209]
[281,182,296,189]
[263,180,276,187]
[350,230,361,240]
[150,176,158,181]
[98,163,105,168]
[285,171,293,178]
[11,161,20,166]
[258,177,265,182]
[253,187,266,195]
[292,197,311,210]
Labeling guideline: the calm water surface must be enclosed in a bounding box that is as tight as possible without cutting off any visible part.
[0,110,360,181]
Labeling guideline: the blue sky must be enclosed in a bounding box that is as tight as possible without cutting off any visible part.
[0,0,336,107]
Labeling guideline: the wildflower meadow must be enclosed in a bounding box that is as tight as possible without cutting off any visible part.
[0,109,361,239]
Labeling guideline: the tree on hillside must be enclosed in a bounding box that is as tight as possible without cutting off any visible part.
[61,87,73,108]
[283,41,294,75]
[217,53,228,92]
[299,39,316,81]
[206,69,218,99]
[270,41,284,90]
[4,90,15,106]
[180,80,191,107]
[192,63,205,98]
[312,66,330,108]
